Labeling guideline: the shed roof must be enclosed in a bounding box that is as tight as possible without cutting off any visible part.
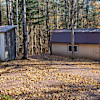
[50,29,100,44]
[50,28,100,33]
[0,25,17,33]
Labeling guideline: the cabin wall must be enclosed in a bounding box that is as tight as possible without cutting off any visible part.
[51,43,100,60]
[0,33,5,61]
[0,29,16,61]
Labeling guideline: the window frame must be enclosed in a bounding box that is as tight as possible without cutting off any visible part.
[68,45,78,53]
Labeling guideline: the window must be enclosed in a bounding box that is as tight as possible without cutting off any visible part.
[68,45,78,53]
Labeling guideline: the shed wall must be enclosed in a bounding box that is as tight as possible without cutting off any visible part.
[51,43,100,60]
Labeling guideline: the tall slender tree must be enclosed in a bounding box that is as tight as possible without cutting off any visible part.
[46,0,50,52]
[11,0,14,25]
[9,0,12,25]
[76,0,79,28]
[22,0,28,59]
[71,0,74,59]
[65,0,67,28]
[86,0,89,28]
[38,0,42,53]
[6,0,9,25]
[68,0,71,29]
[56,0,59,29]
[16,0,19,55]
[0,0,2,26]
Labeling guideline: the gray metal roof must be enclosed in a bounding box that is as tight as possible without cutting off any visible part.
[50,28,100,33]
[0,25,17,33]
[50,29,100,44]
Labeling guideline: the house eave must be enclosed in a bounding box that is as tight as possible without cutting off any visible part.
[51,42,100,45]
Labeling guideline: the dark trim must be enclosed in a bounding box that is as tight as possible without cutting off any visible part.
[50,28,100,33]
[51,42,100,45]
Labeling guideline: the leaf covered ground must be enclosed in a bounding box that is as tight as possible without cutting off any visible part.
[0,54,100,100]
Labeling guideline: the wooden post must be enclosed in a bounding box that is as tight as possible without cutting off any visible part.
[0,33,5,61]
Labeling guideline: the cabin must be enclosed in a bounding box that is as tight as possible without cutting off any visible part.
[0,25,17,61]
[50,29,100,60]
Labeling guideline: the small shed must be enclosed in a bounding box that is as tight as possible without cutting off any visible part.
[50,28,100,60]
[0,25,17,61]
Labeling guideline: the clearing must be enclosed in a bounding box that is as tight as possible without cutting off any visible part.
[0,54,100,100]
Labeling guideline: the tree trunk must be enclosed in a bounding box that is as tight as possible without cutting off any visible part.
[71,0,74,59]
[65,0,67,28]
[16,0,19,55]
[86,0,89,28]
[53,1,56,28]
[56,0,58,29]
[9,0,12,25]
[82,0,85,28]
[0,0,2,26]
[31,25,33,55]
[34,25,37,54]
[22,0,28,59]
[11,0,14,25]
[6,0,9,25]
[46,0,50,52]
[38,0,42,53]
[76,0,79,28]
[68,0,71,29]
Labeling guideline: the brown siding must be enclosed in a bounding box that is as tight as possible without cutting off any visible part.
[52,43,100,60]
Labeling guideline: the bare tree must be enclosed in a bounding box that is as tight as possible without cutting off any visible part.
[34,25,37,54]
[11,0,14,25]
[46,0,50,52]
[0,0,2,26]
[65,0,67,28]
[16,0,19,55]
[22,0,28,59]
[76,0,79,28]
[86,0,89,28]
[68,0,71,29]
[9,0,12,25]
[71,0,75,59]
[56,0,59,29]
[6,0,9,25]
[38,0,42,53]
[31,25,33,55]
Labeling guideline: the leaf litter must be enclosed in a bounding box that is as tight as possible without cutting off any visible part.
[0,54,100,100]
